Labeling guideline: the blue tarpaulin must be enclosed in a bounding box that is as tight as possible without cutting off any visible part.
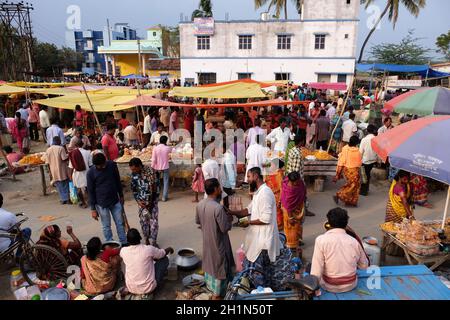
[356,64,450,78]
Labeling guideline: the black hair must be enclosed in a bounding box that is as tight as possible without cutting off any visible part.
[53,136,61,145]
[248,167,263,179]
[121,113,127,119]
[75,105,81,111]
[86,237,102,260]
[327,207,349,229]
[129,157,143,168]
[3,146,12,154]
[319,109,326,117]
[288,171,300,182]
[127,228,142,245]
[294,134,303,146]
[50,117,59,125]
[95,143,103,150]
[384,117,392,124]
[279,117,287,124]
[0,193,3,207]
[159,135,168,145]
[15,112,21,119]
[349,135,359,147]
[106,123,117,131]
[395,170,410,181]
[349,113,356,120]
[205,178,220,196]
[367,124,377,135]
[93,152,106,166]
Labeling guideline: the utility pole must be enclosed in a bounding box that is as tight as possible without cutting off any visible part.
[137,38,142,76]
[106,19,112,46]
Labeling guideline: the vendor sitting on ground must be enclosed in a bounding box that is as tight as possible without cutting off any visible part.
[3,146,25,174]
[80,237,121,295]
[311,207,369,293]
[36,224,83,266]
[119,228,174,299]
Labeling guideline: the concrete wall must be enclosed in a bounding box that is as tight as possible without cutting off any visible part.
[181,58,355,84]
[302,0,360,20]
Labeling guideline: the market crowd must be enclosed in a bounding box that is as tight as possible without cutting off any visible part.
[0,85,438,300]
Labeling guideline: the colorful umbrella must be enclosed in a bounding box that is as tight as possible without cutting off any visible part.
[372,116,450,228]
[383,87,450,116]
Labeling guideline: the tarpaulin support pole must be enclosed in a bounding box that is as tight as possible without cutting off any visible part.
[327,76,355,153]
[81,83,103,135]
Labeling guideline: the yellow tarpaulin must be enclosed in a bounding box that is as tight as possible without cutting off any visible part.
[30,88,77,96]
[0,85,27,95]
[10,82,81,88]
[169,82,266,99]
[33,91,159,112]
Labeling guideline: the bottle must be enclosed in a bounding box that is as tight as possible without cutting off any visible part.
[10,270,24,291]
[235,244,245,272]
[167,255,178,281]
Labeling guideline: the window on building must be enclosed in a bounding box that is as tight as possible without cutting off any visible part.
[153,32,157,37]
[344,34,349,39]
[198,73,217,85]
[197,36,210,50]
[237,73,252,80]
[238,35,252,50]
[337,74,347,83]
[277,35,291,50]
[275,73,290,81]
[346,0,351,4]
[317,74,331,83]
[315,34,326,50]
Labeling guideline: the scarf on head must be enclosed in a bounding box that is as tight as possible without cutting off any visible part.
[280,176,306,213]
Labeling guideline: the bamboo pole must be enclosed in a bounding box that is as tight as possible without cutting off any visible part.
[442,186,450,230]
[81,83,103,135]
[327,76,355,154]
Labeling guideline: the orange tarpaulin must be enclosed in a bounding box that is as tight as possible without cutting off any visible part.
[199,79,285,88]
[118,95,310,109]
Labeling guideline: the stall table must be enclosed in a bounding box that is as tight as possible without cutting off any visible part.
[381,231,450,271]
[303,159,338,177]
[13,162,49,196]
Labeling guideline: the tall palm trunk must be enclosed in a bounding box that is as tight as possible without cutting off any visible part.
[284,0,288,19]
[358,2,390,63]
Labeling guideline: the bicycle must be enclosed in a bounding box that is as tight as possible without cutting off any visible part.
[225,266,320,301]
[0,214,69,286]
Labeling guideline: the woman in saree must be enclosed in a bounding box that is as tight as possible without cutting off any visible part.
[264,159,285,230]
[333,136,362,207]
[37,224,83,266]
[280,171,306,258]
[129,157,160,246]
[10,112,28,153]
[81,237,121,295]
[385,170,414,223]
[410,174,433,208]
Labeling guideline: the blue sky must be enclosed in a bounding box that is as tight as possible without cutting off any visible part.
[28,0,450,60]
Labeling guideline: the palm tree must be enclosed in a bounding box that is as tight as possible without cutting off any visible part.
[191,0,213,21]
[358,0,426,63]
[254,0,302,20]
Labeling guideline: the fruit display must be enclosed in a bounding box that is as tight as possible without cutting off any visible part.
[116,147,153,163]
[170,143,193,160]
[301,148,335,161]
[266,151,285,159]
[380,221,401,234]
[17,153,45,166]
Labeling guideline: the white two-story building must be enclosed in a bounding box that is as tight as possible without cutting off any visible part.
[179,0,359,86]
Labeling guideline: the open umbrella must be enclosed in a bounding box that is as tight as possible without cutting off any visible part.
[383,87,450,116]
[372,116,450,229]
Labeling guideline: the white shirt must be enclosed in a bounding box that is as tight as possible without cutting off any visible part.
[246,126,265,147]
[308,101,315,116]
[377,125,391,135]
[39,110,50,128]
[326,106,336,120]
[46,124,66,146]
[359,134,378,165]
[149,131,169,145]
[202,158,220,180]
[0,208,17,252]
[244,183,281,263]
[266,126,291,152]
[342,119,357,143]
[245,143,268,182]
[220,150,237,189]
[143,115,151,134]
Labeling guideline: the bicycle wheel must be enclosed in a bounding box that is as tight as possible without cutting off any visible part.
[20,244,69,286]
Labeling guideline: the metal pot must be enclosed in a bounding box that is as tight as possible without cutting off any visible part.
[175,248,200,270]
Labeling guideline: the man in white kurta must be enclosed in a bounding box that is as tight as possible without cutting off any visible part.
[246,119,265,147]
[245,136,267,183]
[265,118,291,153]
